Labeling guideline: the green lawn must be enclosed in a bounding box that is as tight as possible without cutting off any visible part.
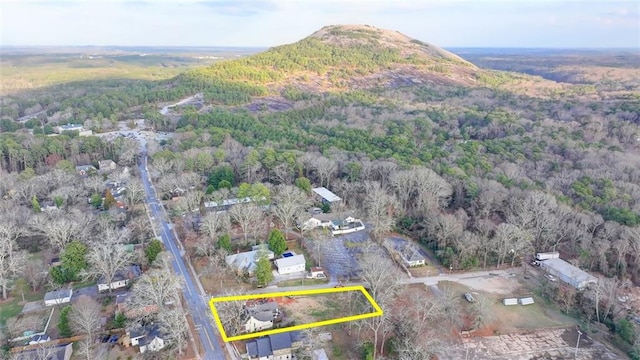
[0,290,44,326]
[277,278,328,287]
[0,300,23,326]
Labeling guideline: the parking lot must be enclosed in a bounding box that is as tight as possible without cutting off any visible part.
[304,229,388,281]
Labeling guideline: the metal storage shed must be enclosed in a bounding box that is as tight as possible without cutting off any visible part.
[539,258,597,289]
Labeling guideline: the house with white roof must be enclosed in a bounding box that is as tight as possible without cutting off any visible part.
[274,253,306,275]
[312,187,341,205]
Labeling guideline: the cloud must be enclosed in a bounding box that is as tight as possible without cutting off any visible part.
[196,0,278,16]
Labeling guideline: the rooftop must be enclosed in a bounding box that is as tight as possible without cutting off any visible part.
[98,265,142,285]
[274,254,306,269]
[310,211,354,222]
[246,331,302,358]
[44,288,72,301]
[542,258,597,285]
[226,249,275,274]
[312,187,342,202]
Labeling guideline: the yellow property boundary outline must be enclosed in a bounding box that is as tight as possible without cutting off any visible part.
[209,285,382,342]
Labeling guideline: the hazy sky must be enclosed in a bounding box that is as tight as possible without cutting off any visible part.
[1,0,638,48]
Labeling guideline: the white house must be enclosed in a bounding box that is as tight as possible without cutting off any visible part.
[312,187,341,204]
[57,123,84,133]
[302,212,353,231]
[245,313,275,333]
[398,247,426,267]
[127,325,166,354]
[274,254,306,275]
[28,334,51,345]
[97,265,142,292]
[244,301,279,333]
[226,247,275,276]
[44,289,72,306]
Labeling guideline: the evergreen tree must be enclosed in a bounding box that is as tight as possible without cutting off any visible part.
[267,229,287,256]
[103,189,116,209]
[217,234,232,252]
[58,305,73,337]
[90,193,103,209]
[31,195,41,213]
[144,239,163,264]
[294,177,312,193]
[254,253,273,286]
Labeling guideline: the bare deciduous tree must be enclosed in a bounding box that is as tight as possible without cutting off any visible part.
[470,294,494,329]
[213,290,247,337]
[124,178,145,208]
[427,213,464,251]
[130,266,181,319]
[85,230,135,293]
[272,185,310,236]
[310,156,337,188]
[196,211,231,256]
[0,207,28,299]
[69,295,101,360]
[83,176,104,195]
[229,203,263,245]
[179,190,205,214]
[355,249,402,358]
[364,183,399,241]
[23,260,48,292]
[31,212,87,251]
[158,306,190,355]
[272,163,294,185]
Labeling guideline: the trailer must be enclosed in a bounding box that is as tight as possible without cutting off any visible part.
[519,297,535,305]
[502,298,518,306]
[535,252,560,261]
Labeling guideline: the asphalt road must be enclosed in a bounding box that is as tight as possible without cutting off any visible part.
[138,154,226,360]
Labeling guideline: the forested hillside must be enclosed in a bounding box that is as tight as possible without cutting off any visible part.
[1,25,639,286]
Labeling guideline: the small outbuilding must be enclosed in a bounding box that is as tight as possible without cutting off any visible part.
[274,254,306,275]
[518,297,535,305]
[502,298,518,306]
[44,289,73,306]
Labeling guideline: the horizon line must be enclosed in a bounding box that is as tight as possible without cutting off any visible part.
[1,45,639,51]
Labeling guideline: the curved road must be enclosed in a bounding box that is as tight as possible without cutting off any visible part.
[138,154,226,360]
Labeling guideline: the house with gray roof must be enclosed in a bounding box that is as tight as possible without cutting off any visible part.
[245,331,303,360]
[226,247,275,276]
[244,301,280,333]
[14,343,73,360]
[44,288,72,306]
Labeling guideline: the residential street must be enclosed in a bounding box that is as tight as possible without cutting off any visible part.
[138,154,228,360]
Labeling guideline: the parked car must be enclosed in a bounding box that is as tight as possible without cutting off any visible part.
[464,293,476,303]
[546,274,558,282]
[108,335,119,343]
[101,335,110,343]
[531,260,541,266]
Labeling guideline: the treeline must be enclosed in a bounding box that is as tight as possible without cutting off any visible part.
[0,132,135,173]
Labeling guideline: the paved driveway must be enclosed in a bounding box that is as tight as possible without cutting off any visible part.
[304,229,388,282]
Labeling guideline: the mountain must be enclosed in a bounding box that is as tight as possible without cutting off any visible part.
[178,25,490,103]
